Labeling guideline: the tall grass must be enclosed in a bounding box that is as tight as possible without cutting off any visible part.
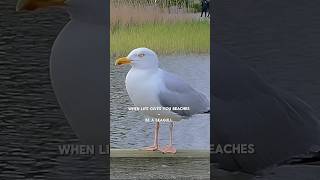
[110,0,209,56]
[111,4,198,29]
[112,0,199,10]
[111,21,209,56]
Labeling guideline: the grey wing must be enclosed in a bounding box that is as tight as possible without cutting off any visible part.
[158,70,210,116]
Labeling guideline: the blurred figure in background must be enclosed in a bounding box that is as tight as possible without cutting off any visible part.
[201,0,209,17]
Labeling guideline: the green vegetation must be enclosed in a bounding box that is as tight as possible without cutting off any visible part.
[110,0,210,57]
[191,3,202,12]
[111,21,209,57]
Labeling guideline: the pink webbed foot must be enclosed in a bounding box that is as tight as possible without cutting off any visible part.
[143,145,160,151]
[161,145,177,154]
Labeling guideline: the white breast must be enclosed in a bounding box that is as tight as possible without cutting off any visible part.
[126,68,161,107]
[125,68,181,120]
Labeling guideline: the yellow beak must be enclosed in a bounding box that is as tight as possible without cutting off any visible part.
[16,0,66,11]
[115,57,131,66]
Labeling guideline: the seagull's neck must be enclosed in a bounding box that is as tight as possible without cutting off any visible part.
[126,67,160,86]
[131,66,159,72]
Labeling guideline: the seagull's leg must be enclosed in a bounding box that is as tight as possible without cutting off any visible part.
[144,122,160,151]
[161,122,177,154]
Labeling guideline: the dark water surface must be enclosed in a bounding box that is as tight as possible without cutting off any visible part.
[0,1,109,179]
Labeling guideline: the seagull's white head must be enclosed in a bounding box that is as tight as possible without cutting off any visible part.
[115,48,159,69]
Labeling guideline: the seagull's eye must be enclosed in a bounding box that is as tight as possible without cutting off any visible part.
[138,53,145,58]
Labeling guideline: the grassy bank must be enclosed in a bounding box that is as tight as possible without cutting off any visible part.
[111,21,210,57]
[110,0,210,57]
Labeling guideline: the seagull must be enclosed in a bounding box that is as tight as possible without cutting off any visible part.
[213,46,320,173]
[115,48,210,153]
[16,0,109,145]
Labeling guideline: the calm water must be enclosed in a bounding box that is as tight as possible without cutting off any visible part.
[110,55,210,149]
[0,1,109,179]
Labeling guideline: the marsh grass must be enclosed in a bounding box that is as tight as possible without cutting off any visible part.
[111,4,197,28]
[112,0,198,10]
[110,0,209,56]
[111,21,209,57]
